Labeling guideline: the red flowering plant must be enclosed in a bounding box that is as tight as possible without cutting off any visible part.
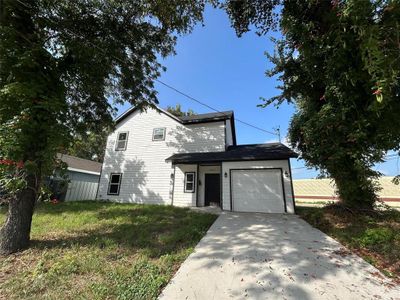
[0,158,28,200]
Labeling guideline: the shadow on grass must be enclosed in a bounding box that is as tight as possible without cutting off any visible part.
[30,202,217,258]
[32,200,121,215]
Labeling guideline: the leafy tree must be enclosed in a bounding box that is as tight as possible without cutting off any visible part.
[0,0,208,254]
[225,0,400,209]
[166,104,196,117]
[67,130,110,162]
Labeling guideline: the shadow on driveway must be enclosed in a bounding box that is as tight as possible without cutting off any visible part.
[159,212,399,300]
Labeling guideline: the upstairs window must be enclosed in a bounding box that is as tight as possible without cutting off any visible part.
[184,172,195,193]
[108,173,122,195]
[115,132,128,150]
[152,128,166,141]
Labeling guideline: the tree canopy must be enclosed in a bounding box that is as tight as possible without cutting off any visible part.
[166,104,196,117]
[66,130,110,162]
[226,0,400,208]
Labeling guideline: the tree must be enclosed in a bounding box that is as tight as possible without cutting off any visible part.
[0,0,208,254]
[166,104,196,117]
[67,130,111,163]
[225,0,400,209]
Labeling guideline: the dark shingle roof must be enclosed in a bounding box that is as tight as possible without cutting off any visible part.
[179,111,233,124]
[165,143,298,164]
[116,106,233,125]
[57,154,102,174]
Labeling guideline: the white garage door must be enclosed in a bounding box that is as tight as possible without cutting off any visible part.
[231,169,285,213]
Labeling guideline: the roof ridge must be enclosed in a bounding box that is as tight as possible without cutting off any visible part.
[57,153,102,165]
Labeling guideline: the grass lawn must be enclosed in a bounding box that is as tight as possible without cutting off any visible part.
[297,205,400,280]
[0,201,217,300]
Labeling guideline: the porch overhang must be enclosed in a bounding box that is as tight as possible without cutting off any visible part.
[165,143,298,164]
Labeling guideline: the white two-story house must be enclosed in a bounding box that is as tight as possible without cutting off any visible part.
[96,106,298,213]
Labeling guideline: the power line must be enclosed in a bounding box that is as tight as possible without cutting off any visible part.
[15,0,278,138]
[155,80,278,136]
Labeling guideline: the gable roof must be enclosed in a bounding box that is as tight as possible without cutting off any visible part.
[165,143,298,164]
[115,105,237,145]
[57,153,102,175]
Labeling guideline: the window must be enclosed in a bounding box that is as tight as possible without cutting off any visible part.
[152,128,166,141]
[108,173,122,195]
[115,132,128,150]
[184,172,195,193]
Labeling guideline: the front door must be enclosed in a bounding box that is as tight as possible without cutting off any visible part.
[204,174,221,206]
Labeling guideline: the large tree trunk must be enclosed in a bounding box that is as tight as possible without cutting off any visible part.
[0,175,38,255]
[331,162,378,210]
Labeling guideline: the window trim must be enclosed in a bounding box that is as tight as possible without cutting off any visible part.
[184,172,196,193]
[115,131,129,151]
[152,127,166,141]
[107,173,122,195]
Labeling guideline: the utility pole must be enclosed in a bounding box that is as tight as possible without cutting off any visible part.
[274,126,281,143]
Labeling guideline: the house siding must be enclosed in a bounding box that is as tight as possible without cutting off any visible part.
[97,108,225,203]
[221,160,295,213]
[225,119,234,147]
[173,164,197,206]
[65,171,99,201]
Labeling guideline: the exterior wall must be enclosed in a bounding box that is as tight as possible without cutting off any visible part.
[294,177,400,208]
[65,171,99,201]
[225,119,234,147]
[97,108,226,203]
[172,164,197,206]
[198,165,221,206]
[221,160,295,213]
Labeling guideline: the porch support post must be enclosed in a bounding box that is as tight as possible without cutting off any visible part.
[196,163,200,207]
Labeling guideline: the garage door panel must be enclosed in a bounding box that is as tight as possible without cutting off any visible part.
[231,169,285,213]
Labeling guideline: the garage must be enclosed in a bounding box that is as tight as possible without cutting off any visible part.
[231,169,286,213]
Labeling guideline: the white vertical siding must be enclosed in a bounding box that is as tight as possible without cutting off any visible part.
[172,164,197,206]
[65,171,99,201]
[225,119,234,147]
[221,160,295,213]
[97,108,225,204]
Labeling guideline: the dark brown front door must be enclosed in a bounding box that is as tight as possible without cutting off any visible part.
[204,174,221,206]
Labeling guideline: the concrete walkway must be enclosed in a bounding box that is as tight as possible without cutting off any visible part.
[159,213,399,300]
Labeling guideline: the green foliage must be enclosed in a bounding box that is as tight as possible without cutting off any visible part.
[357,228,395,250]
[0,202,217,299]
[67,129,111,162]
[226,0,400,208]
[166,104,196,117]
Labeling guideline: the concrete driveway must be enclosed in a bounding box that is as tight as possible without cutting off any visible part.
[159,213,399,300]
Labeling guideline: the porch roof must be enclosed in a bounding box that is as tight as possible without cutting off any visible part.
[166,143,298,164]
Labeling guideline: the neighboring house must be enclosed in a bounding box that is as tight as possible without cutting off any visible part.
[293,177,400,208]
[55,154,102,201]
[96,106,298,213]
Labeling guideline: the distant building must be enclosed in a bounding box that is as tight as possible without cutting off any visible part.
[53,154,102,201]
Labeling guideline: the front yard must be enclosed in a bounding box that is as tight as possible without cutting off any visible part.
[297,205,400,281]
[0,201,217,299]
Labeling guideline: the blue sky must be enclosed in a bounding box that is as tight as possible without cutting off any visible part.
[117,5,399,179]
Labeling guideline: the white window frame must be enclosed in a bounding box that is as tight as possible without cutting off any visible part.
[152,127,166,141]
[115,132,129,151]
[184,172,196,193]
[107,173,122,195]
